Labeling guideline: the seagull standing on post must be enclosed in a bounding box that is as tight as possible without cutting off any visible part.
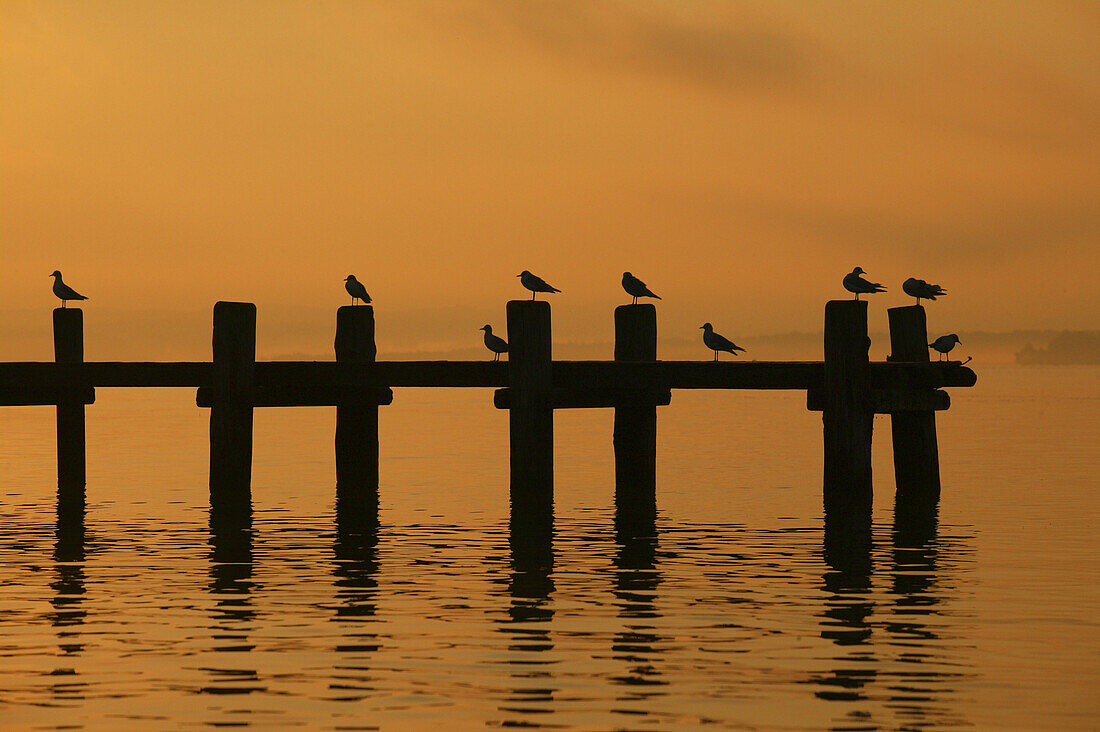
[480,325,508,361]
[344,275,371,305]
[517,270,561,300]
[929,334,961,361]
[902,277,947,304]
[621,272,661,304]
[700,323,746,362]
[49,271,87,308]
[843,267,887,300]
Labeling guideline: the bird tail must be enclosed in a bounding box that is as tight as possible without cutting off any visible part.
[651,293,662,300]
[550,286,561,293]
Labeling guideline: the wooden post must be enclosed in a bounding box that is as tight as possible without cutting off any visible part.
[613,304,657,518]
[888,305,941,506]
[507,300,553,512]
[209,302,255,511]
[822,300,873,520]
[335,306,380,503]
[53,309,86,497]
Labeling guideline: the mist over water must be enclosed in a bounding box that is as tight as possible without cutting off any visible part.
[0,366,1096,729]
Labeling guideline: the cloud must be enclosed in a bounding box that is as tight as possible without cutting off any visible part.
[457,1,818,91]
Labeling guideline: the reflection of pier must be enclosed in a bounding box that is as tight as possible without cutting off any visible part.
[328,496,382,701]
[811,498,971,728]
[495,495,557,718]
[610,497,665,694]
[2,300,974,536]
[49,493,88,702]
[202,504,264,697]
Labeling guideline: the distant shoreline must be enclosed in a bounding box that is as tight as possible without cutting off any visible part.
[1016,331,1100,365]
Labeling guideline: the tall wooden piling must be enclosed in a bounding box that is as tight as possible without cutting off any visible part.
[613,304,658,517]
[822,300,873,521]
[507,300,553,511]
[53,309,86,496]
[888,305,941,505]
[335,306,380,502]
[209,302,256,511]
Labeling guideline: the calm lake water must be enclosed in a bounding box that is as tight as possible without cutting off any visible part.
[0,365,1097,730]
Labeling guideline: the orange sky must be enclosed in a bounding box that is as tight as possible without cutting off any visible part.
[2,1,1098,360]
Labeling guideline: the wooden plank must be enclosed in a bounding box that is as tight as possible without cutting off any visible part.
[0,362,212,387]
[0,359,974,391]
[196,385,393,408]
[0,386,95,406]
[493,387,671,410]
[253,360,509,387]
[807,387,949,412]
[552,361,821,390]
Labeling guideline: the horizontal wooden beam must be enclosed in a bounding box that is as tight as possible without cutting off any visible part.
[0,360,975,392]
[0,386,95,406]
[0,362,212,388]
[870,362,976,389]
[553,361,821,390]
[807,388,950,413]
[493,387,672,410]
[196,385,394,408]
[254,361,509,388]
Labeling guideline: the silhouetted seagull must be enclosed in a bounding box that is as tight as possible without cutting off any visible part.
[344,275,371,305]
[517,270,561,300]
[902,277,947,304]
[480,325,508,361]
[929,334,961,361]
[622,271,660,304]
[843,267,887,300]
[49,271,87,308]
[700,323,745,361]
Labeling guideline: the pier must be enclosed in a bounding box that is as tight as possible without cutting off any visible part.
[0,300,975,525]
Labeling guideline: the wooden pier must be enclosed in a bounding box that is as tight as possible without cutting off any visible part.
[0,300,975,524]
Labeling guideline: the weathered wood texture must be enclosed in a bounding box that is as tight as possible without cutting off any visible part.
[507,300,553,510]
[888,305,941,504]
[53,309,87,494]
[208,302,256,508]
[613,304,658,514]
[335,306,381,497]
[822,300,873,519]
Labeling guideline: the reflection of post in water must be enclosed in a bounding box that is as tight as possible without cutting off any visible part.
[333,494,381,648]
[496,495,556,716]
[610,499,665,693]
[50,494,89,701]
[812,514,877,702]
[329,495,382,701]
[203,503,264,697]
[886,499,967,728]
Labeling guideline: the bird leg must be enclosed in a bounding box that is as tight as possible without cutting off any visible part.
[531,291,536,301]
